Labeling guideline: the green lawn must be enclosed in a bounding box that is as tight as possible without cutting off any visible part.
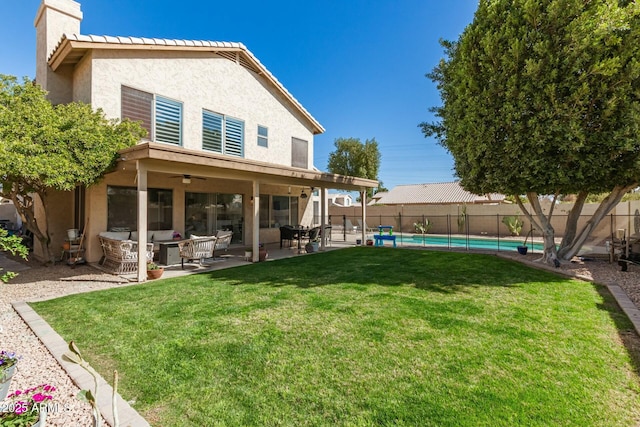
[31,248,640,426]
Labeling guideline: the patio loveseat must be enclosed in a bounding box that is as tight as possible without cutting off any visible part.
[99,230,178,253]
[98,234,154,274]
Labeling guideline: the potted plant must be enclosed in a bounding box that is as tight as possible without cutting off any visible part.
[147,262,164,279]
[0,350,19,401]
[258,244,268,261]
[0,383,56,426]
[305,237,320,253]
[172,231,182,241]
[517,229,534,255]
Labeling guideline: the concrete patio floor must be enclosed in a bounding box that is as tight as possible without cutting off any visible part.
[122,237,357,281]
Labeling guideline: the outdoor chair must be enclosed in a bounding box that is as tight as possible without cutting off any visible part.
[280,225,297,248]
[178,235,217,269]
[345,219,358,233]
[98,236,153,275]
[357,219,376,233]
[213,230,233,259]
[320,225,332,245]
[307,226,321,243]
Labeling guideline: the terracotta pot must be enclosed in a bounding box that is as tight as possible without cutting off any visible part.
[147,268,164,280]
[259,248,268,262]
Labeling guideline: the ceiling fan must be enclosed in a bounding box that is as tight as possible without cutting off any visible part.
[170,174,206,184]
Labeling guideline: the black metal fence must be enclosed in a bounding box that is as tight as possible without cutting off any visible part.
[328,213,634,257]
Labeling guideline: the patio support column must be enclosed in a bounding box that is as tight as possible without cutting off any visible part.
[320,186,326,251]
[252,180,260,262]
[361,190,367,245]
[136,161,148,283]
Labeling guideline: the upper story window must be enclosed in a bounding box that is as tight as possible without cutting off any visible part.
[257,125,268,148]
[121,86,152,139]
[291,137,308,168]
[121,86,182,146]
[155,97,182,145]
[202,110,244,157]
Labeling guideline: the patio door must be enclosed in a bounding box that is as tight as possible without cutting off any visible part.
[185,192,243,244]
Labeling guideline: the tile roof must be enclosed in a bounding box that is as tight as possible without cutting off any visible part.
[370,182,506,205]
[49,34,324,134]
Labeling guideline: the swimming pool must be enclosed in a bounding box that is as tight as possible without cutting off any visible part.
[392,234,546,252]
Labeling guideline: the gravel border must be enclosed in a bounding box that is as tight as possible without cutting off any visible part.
[1,261,139,427]
[2,251,640,426]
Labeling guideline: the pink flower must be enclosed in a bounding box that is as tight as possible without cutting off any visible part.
[32,393,46,402]
[14,403,26,414]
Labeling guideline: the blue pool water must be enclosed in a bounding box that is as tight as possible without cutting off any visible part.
[393,234,546,252]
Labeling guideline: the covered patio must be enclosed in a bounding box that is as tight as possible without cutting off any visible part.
[111,142,377,282]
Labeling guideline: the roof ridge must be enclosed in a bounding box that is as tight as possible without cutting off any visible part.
[49,33,324,134]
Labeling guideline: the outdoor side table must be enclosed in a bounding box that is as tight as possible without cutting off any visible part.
[159,241,181,266]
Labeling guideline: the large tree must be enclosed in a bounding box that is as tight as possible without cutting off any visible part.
[422,0,640,264]
[327,137,381,199]
[0,75,146,263]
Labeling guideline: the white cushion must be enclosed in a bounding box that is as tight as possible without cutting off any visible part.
[99,231,130,240]
[153,230,175,241]
[130,231,154,243]
[216,230,233,238]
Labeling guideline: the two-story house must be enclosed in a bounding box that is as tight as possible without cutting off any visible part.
[34,0,376,279]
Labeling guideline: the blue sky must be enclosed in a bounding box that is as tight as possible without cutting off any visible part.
[0,0,478,190]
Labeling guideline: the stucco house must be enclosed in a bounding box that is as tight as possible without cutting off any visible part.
[328,193,354,208]
[33,0,376,280]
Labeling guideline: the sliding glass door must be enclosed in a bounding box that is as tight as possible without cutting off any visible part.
[185,192,243,244]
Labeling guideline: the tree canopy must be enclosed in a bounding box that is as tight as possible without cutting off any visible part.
[327,137,381,198]
[0,75,146,262]
[421,0,640,262]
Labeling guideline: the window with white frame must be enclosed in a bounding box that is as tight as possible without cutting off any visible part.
[202,110,245,157]
[121,86,182,145]
[257,125,268,147]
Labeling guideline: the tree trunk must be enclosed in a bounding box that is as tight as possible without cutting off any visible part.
[8,188,54,264]
[515,185,636,265]
[557,184,635,260]
[559,191,587,253]
[528,193,560,265]
[515,192,559,264]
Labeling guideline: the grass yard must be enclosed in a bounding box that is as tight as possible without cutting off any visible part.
[31,248,640,426]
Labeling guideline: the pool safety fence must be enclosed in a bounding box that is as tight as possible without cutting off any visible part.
[328,213,634,257]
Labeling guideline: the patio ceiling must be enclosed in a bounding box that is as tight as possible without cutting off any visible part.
[117,142,378,191]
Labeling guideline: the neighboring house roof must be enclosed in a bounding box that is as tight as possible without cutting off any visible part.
[370,191,387,201]
[370,182,506,205]
[328,193,352,207]
[48,34,325,135]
